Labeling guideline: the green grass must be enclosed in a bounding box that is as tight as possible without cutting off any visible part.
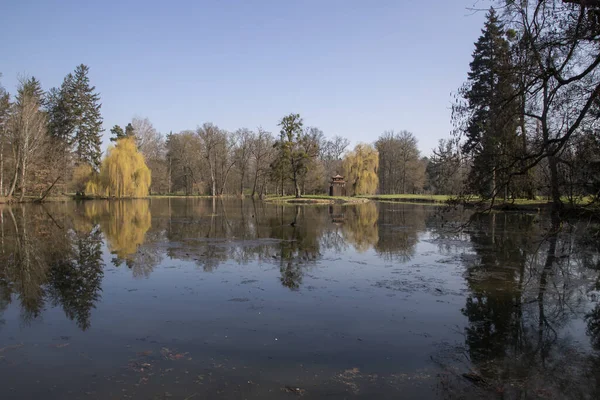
[149,194,216,198]
[264,195,369,204]
[359,194,454,203]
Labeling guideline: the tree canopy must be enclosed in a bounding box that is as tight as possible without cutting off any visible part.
[343,143,379,196]
[87,137,151,198]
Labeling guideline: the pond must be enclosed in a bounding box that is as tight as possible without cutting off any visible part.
[0,199,599,399]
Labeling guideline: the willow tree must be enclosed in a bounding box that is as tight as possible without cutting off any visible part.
[87,137,151,197]
[342,143,379,196]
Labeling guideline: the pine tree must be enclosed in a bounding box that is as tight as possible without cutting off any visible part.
[459,8,519,199]
[66,65,103,170]
[109,125,124,141]
[110,122,135,142]
[47,73,75,147]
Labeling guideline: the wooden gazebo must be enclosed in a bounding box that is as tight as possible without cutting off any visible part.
[329,174,346,196]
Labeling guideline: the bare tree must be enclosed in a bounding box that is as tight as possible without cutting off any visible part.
[498,0,600,208]
[234,128,253,196]
[131,117,166,193]
[132,117,164,161]
[217,130,237,195]
[300,127,324,194]
[376,130,424,194]
[0,77,10,197]
[250,128,275,197]
[167,130,203,195]
[197,123,221,196]
[8,77,48,201]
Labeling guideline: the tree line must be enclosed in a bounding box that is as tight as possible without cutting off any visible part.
[445,1,600,209]
[3,1,596,204]
[0,67,433,199]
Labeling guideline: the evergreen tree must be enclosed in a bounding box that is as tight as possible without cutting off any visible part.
[46,73,75,148]
[125,122,134,138]
[458,8,519,199]
[58,65,104,170]
[110,122,135,142]
[109,125,124,141]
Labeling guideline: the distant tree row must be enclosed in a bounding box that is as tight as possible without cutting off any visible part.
[0,64,453,200]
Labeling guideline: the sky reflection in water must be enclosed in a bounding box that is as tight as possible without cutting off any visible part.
[0,199,599,399]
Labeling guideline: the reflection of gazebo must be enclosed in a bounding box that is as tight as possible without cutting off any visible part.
[329,174,346,196]
[329,205,345,224]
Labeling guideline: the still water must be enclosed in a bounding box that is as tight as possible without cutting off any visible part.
[0,199,599,399]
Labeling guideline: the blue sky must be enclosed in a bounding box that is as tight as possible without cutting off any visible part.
[1,0,485,155]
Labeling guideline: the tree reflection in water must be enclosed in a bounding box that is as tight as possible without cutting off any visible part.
[436,212,600,399]
[81,200,156,277]
[0,205,104,331]
[375,203,426,262]
[0,200,459,331]
[8,194,599,400]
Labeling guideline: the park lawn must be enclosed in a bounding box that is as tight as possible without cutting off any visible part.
[264,195,368,204]
[359,194,455,203]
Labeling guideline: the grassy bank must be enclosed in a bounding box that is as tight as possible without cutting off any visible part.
[264,195,370,205]
[0,195,74,204]
[360,194,453,203]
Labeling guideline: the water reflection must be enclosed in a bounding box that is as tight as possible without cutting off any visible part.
[375,204,426,262]
[0,200,435,332]
[447,213,600,399]
[0,206,103,330]
[342,202,379,252]
[81,201,153,271]
[1,199,599,399]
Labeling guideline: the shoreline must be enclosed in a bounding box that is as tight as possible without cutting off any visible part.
[263,196,370,205]
[1,194,596,217]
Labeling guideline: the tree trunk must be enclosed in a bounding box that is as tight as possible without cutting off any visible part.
[520,91,535,200]
[219,161,235,195]
[168,156,172,194]
[293,169,300,198]
[0,139,3,197]
[280,173,284,197]
[402,163,406,194]
[240,169,245,197]
[548,154,561,210]
[19,154,27,202]
[492,167,497,198]
[8,148,19,197]
[294,181,301,198]
[207,156,216,196]
[251,170,259,197]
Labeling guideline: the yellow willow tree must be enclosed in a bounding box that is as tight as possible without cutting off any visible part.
[342,143,379,196]
[87,137,151,198]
